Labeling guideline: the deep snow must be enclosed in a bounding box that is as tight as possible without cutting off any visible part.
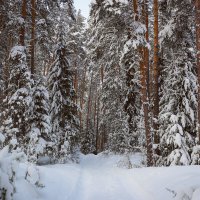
[13,153,200,200]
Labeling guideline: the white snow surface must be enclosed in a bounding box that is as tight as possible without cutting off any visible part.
[13,153,200,200]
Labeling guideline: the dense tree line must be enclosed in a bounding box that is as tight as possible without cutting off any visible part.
[84,0,200,167]
[0,0,200,172]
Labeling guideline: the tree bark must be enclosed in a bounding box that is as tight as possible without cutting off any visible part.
[196,0,200,144]
[93,87,97,130]
[30,0,36,75]
[153,0,160,144]
[101,66,104,86]
[86,75,93,133]
[144,0,150,99]
[73,63,78,104]
[79,66,87,132]
[141,0,153,167]
[132,0,153,166]
[96,95,100,153]
[19,0,27,46]
[133,0,139,21]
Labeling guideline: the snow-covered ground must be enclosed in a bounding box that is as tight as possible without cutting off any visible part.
[13,153,200,200]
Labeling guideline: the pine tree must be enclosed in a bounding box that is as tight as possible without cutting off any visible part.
[0,63,4,113]
[1,46,33,151]
[19,0,27,46]
[30,0,36,75]
[140,0,153,166]
[153,0,160,146]
[80,74,96,154]
[48,37,79,162]
[191,0,200,165]
[28,77,51,163]
[196,0,200,145]
[121,0,146,152]
[158,0,197,166]
[87,0,129,154]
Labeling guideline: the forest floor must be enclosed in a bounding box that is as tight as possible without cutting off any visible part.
[13,153,200,200]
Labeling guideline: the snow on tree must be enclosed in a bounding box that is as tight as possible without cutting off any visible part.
[191,145,200,165]
[27,77,51,163]
[0,145,44,199]
[192,0,200,166]
[66,10,86,100]
[48,40,79,163]
[0,46,33,152]
[80,72,97,154]
[0,146,26,200]
[157,0,197,166]
[0,63,5,115]
[87,0,130,154]
[120,0,148,153]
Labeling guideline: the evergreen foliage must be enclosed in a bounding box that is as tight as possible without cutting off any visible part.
[48,42,79,162]
[1,46,33,151]
[0,0,200,177]
[157,0,197,166]
[28,78,51,163]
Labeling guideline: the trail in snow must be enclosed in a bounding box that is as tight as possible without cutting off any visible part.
[67,155,142,200]
[14,153,200,200]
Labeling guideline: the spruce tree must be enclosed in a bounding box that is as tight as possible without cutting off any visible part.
[158,0,197,166]
[87,0,129,154]
[121,0,148,153]
[1,46,33,151]
[48,35,79,162]
[28,77,51,163]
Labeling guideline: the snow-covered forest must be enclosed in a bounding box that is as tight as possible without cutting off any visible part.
[0,0,200,199]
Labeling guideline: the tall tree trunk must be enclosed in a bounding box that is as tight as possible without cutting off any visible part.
[153,0,160,144]
[30,0,36,75]
[86,75,93,133]
[101,66,104,86]
[73,48,78,104]
[132,0,153,166]
[133,0,139,21]
[19,0,26,46]
[141,0,153,166]
[73,65,78,104]
[93,88,97,130]
[99,66,105,152]
[144,0,150,99]
[196,0,200,144]
[79,66,87,132]
[3,35,13,95]
[96,95,100,153]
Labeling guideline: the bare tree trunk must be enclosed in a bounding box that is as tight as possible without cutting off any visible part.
[30,0,36,75]
[99,66,105,152]
[79,66,87,132]
[143,0,153,166]
[93,89,97,130]
[101,66,104,86]
[74,66,78,104]
[133,0,139,21]
[86,75,93,133]
[19,0,26,46]
[144,0,150,100]
[153,0,160,144]
[133,0,153,166]
[96,95,100,153]
[196,0,200,144]
[3,35,12,92]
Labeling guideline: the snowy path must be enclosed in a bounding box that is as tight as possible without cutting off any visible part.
[14,153,200,200]
[66,156,143,200]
